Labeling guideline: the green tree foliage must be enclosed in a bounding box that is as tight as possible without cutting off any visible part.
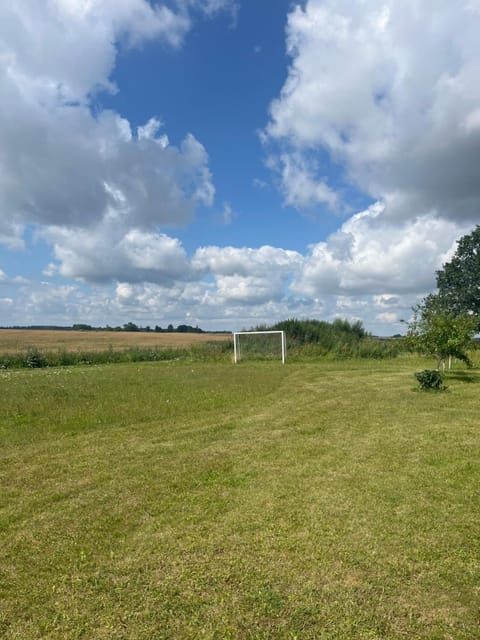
[434,225,480,324]
[407,304,476,370]
[123,322,139,332]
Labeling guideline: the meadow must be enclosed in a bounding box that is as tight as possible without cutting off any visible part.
[1,355,479,639]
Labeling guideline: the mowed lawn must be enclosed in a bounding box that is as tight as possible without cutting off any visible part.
[1,358,479,639]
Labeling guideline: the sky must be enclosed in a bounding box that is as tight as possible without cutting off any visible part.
[0,0,479,334]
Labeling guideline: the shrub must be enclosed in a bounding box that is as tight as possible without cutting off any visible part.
[23,349,48,369]
[415,369,446,391]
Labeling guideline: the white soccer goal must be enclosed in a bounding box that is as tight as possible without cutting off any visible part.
[232,330,286,364]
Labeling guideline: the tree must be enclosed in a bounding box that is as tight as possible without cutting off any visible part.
[72,323,93,331]
[434,225,480,323]
[407,303,476,370]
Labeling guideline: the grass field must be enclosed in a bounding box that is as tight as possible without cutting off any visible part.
[0,329,229,354]
[1,357,479,638]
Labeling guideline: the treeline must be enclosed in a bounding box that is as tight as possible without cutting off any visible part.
[1,323,223,334]
[253,318,401,359]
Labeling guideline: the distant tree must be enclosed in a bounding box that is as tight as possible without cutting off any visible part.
[154,325,163,333]
[167,324,174,332]
[434,225,480,325]
[72,324,93,331]
[123,322,139,332]
[176,324,202,333]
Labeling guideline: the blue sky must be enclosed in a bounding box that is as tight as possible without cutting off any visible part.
[102,0,335,252]
[0,1,479,333]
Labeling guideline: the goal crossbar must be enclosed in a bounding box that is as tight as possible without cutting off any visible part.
[232,330,286,364]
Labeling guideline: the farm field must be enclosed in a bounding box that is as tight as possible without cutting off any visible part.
[1,357,479,638]
[0,329,229,354]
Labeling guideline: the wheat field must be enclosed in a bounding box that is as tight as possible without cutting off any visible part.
[0,329,229,354]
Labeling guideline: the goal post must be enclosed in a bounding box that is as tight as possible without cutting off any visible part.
[232,330,286,364]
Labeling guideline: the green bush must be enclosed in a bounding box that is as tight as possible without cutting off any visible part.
[23,349,48,369]
[415,369,446,391]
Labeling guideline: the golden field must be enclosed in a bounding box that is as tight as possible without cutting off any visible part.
[0,329,230,354]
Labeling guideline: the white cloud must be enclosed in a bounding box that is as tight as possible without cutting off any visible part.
[45,226,191,285]
[189,0,238,18]
[1,1,191,105]
[0,1,215,254]
[293,203,472,297]
[221,203,234,225]
[192,245,304,306]
[1,0,476,337]
[266,0,480,224]
[376,312,398,324]
[137,117,169,147]
[0,262,428,334]
[0,269,28,286]
[193,244,303,277]
[214,275,283,305]
[268,153,338,210]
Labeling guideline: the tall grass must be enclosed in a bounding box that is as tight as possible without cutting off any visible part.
[251,318,404,360]
[0,341,233,370]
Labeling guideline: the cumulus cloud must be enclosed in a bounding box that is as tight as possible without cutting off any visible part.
[256,0,480,333]
[192,245,304,306]
[2,0,476,335]
[0,269,28,286]
[42,236,305,310]
[267,153,338,210]
[1,1,188,103]
[0,263,418,334]
[45,226,191,284]
[266,0,480,224]
[0,1,215,255]
[193,244,303,276]
[293,203,472,297]
[110,278,316,329]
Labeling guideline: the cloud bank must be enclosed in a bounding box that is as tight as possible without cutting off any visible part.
[267,0,480,224]
[261,0,480,328]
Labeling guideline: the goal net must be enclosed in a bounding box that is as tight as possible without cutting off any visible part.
[233,331,286,364]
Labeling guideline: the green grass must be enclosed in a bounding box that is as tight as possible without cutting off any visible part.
[1,357,479,639]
